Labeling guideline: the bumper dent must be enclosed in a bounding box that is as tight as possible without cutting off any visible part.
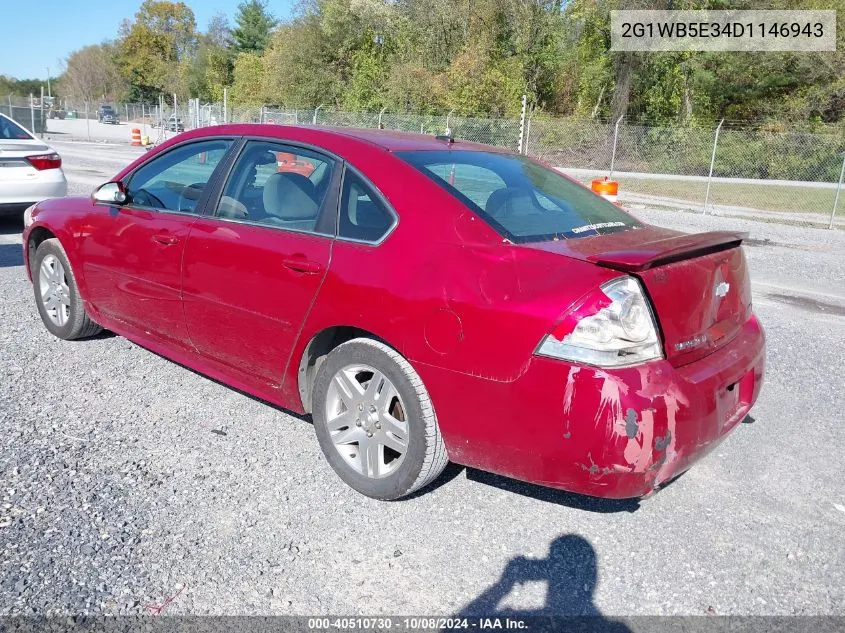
[416,314,765,499]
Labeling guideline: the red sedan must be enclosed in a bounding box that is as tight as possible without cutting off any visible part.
[22,125,765,500]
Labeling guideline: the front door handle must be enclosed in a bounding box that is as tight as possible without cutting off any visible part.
[152,233,179,246]
[282,258,323,274]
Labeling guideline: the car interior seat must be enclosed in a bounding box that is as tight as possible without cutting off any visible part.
[262,172,320,230]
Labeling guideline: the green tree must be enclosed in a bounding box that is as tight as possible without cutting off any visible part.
[0,76,48,98]
[188,15,234,101]
[230,52,266,104]
[232,0,278,54]
[118,0,197,101]
[342,45,389,110]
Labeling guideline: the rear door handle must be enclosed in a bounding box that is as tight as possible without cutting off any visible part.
[152,233,179,246]
[282,258,323,274]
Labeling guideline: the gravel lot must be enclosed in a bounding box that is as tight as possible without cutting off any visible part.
[1,140,844,618]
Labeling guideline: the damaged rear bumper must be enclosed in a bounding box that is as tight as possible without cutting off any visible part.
[417,314,765,499]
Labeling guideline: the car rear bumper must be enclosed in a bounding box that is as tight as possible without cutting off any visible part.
[415,314,765,499]
[0,171,67,214]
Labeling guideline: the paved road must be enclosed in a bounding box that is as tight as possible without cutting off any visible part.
[1,141,843,617]
[44,118,178,146]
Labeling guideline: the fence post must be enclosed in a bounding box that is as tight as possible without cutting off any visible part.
[445,109,455,135]
[85,102,90,141]
[40,86,44,138]
[125,103,129,123]
[609,115,623,178]
[829,152,845,229]
[8,94,11,117]
[703,118,724,215]
[313,104,324,125]
[517,94,528,153]
[378,106,386,129]
[523,106,534,156]
[223,88,228,124]
[30,93,35,133]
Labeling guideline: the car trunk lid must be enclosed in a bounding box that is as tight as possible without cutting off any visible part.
[522,226,752,367]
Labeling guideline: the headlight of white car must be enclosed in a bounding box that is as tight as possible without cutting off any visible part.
[23,204,37,228]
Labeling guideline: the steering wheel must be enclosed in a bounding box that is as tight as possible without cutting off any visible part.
[177,182,206,213]
[132,188,165,209]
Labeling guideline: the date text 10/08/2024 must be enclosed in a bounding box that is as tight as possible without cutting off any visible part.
[307,618,529,630]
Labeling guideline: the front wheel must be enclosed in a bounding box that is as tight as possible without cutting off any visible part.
[312,338,448,500]
[32,239,102,340]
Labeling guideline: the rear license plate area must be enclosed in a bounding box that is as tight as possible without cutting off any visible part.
[719,369,755,428]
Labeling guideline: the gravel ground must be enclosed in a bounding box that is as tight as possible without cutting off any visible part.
[1,141,844,617]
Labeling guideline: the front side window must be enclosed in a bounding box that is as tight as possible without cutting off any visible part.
[216,141,336,235]
[396,150,640,243]
[126,139,232,214]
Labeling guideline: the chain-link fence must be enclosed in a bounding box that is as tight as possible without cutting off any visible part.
[23,92,845,229]
[2,95,47,134]
[527,118,845,229]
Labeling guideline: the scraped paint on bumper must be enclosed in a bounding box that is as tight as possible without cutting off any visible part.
[417,314,765,498]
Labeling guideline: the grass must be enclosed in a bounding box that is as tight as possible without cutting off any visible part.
[582,176,840,216]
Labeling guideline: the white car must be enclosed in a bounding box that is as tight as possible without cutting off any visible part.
[0,113,67,218]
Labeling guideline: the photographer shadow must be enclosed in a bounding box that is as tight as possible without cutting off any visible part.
[457,534,631,632]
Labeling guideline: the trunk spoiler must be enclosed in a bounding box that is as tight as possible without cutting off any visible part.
[586,231,747,272]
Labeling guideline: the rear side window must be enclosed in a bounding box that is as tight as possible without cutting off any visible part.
[0,114,33,140]
[337,171,396,243]
[396,150,639,243]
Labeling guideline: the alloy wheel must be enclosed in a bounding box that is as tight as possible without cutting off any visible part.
[38,254,71,327]
[324,364,409,479]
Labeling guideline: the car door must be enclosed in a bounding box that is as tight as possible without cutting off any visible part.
[79,138,234,347]
[181,139,340,385]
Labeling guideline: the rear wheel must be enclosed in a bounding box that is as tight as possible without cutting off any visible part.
[312,338,448,500]
[32,239,102,340]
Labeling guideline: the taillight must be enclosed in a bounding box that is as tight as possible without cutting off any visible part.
[27,153,62,170]
[535,276,664,368]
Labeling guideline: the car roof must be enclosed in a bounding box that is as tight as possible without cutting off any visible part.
[187,123,510,154]
[311,125,507,153]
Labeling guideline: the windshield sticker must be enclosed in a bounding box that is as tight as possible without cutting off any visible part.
[571,221,627,234]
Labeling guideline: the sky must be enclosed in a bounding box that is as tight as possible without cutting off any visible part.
[0,0,296,80]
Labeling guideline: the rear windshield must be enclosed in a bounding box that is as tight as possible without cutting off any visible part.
[396,150,639,243]
[0,114,33,140]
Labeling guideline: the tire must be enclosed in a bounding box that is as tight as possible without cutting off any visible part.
[312,338,448,500]
[32,239,102,340]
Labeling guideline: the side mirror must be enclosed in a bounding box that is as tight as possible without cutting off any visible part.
[92,182,128,205]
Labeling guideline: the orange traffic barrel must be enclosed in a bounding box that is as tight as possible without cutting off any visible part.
[131,128,142,146]
[591,176,619,203]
